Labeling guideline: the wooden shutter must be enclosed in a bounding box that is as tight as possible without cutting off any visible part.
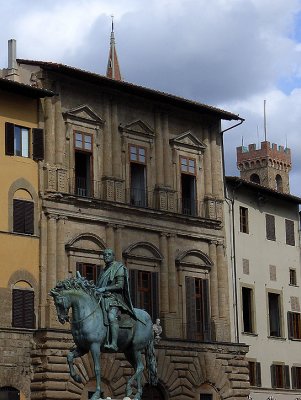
[151,272,159,321]
[292,366,297,389]
[12,289,34,328]
[186,276,196,340]
[270,364,276,388]
[285,219,295,246]
[23,290,35,328]
[266,214,276,240]
[24,201,34,234]
[129,269,138,308]
[12,289,24,327]
[32,128,44,160]
[5,122,15,156]
[284,364,290,389]
[13,199,25,233]
[256,362,262,387]
[202,279,211,342]
[288,312,294,339]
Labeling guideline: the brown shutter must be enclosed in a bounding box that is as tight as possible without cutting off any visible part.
[151,272,159,321]
[12,289,24,327]
[202,279,211,342]
[23,290,35,328]
[285,219,295,246]
[256,362,262,387]
[271,364,276,388]
[24,201,34,234]
[186,276,196,340]
[292,366,297,389]
[13,199,25,233]
[32,128,44,160]
[284,364,290,388]
[129,269,138,308]
[5,122,15,155]
[266,214,276,240]
[288,312,294,339]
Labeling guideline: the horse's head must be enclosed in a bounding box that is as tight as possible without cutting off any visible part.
[50,289,71,324]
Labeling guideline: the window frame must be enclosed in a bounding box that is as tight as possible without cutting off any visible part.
[129,144,147,165]
[12,287,35,329]
[248,360,262,387]
[292,366,301,389]
[76,262,101,284]
[179,155,196,176]
[289,268,297,286]
[285,219,295,246]
[74,131,93,153]
[241,286,255,334]
[239,206,249,234]
[13,198,34,235]
[288,312,301,340]
[265,214,276,241]
[268,291,283,338]
[271,363,290,389]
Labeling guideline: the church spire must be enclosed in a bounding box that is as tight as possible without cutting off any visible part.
[106,16,122,81]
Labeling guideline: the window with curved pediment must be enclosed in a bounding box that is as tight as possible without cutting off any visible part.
[176,249,212,342]
[123,242,162,321]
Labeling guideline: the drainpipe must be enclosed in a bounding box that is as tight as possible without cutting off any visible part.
[220,117,244,343]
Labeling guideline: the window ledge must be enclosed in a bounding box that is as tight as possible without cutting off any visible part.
[267,335,286,341]
[289,337,301,342]
[289,284,299,287]
[0,230,39,238]
[242,331,258,337]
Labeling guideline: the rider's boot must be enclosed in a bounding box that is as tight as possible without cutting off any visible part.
[105,321,119,351]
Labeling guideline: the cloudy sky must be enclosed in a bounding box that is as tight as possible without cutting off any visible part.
[1,0,301,196]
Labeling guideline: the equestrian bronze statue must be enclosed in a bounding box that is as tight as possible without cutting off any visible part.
[50,249,158,400]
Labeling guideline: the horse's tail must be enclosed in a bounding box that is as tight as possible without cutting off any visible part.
[145,338,158,386]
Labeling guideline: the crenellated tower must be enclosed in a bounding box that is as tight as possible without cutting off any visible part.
[236,141,292,193]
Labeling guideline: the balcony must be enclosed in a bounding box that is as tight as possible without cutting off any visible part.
[69,178,223,220]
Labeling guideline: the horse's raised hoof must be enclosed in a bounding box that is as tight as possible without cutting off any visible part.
[73,374,82,383]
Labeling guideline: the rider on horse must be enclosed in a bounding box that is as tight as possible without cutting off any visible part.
[96,248,137,351]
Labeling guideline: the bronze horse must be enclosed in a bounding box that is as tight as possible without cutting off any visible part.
[50,276,157,400]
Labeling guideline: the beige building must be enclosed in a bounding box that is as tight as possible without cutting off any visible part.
[1,36,250,400]
[226,141,301,400]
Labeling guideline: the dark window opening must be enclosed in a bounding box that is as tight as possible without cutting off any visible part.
[200,395,213,400]
[0,387,20,400]
[75,151,92,197]
[288,312,301,340]
[249,361,261,387]
[186,277,210,341]
[129,270,159,321]
[250,173,260,184]
[242,287,254,333]
[289,269,297,286]
[266,214,276,241]
[13,199,34,235]
[239,207,249,233]
[181,174,196,216]
[76,263,101,284]
[142,384,165,399]
[130,163,147,207]
[268,292,281,337]
[275,174,283,192]
[12,289,35,329]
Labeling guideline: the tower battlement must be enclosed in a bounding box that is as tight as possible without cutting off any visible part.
[237,141,291,167]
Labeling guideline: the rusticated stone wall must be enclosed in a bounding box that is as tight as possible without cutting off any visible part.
[0,328,34,399]
[30,330,249,400]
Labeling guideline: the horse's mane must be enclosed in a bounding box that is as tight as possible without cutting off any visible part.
[53,276,97,298]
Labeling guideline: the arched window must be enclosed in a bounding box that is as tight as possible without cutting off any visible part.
[250,173,260,184]
[275,174,283,192]
[0,387,20,400]
[12,281,35,329]
[13,189,34,235]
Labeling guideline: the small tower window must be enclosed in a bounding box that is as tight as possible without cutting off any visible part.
[250,173,260,184]
[275,174,283,192]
